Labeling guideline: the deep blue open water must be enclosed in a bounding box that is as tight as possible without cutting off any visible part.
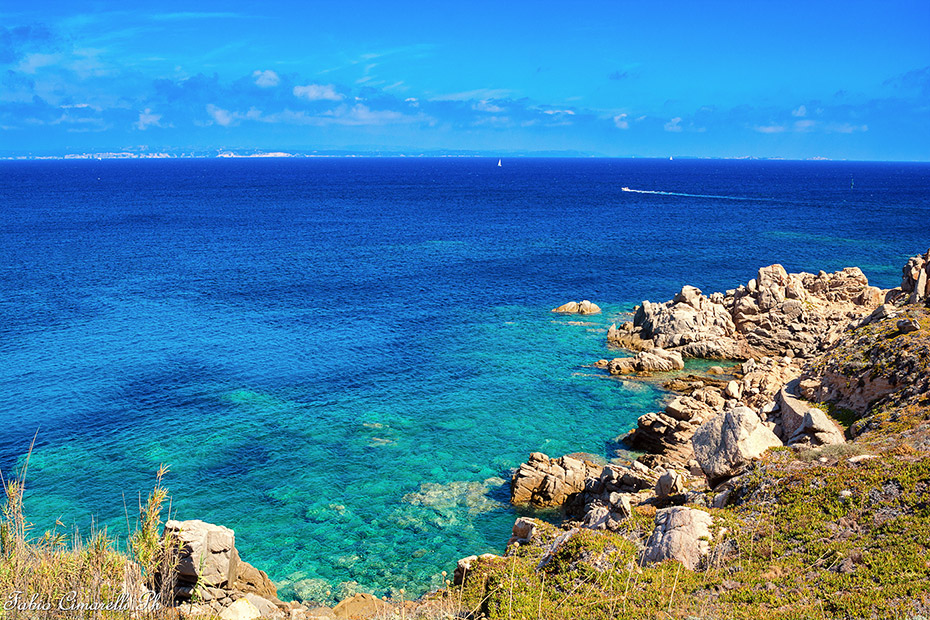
[0,158,927,601]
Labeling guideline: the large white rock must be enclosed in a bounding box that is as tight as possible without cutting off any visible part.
[643,506,714,570]
[164,519,238,589]
[776,379,811,440]
[219,598,261,620]
[789,408,846,446]
[552,300,601,314]
[692,407,782,484]
[242,593,282,619]
[654,470,686,499]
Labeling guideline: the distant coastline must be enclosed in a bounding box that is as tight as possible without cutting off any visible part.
[7,151,923,162]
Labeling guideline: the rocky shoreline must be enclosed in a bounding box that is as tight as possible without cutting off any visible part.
[162,250,930,619]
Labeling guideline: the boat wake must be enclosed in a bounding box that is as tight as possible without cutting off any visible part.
[621,187,757,201]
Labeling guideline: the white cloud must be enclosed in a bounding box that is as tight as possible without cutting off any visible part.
[61,103,103,112]
[755,125,786,133]
[542,109,575,116]
[472,115,512,127]
[664,117,682,132]
[293,83,343,101]
[794,119,816,131]
[613,113,629,129]
[260,104,426,127]
[16,53,62,74]
[326,104,409,126]
[474,100,504,113]
[792,105,807,117]
[207,104,235,127]
[252,70,280,88]
[430,88,511,102]
[829,123,868,133]
[206,104,261,127]
[135,108,162,130]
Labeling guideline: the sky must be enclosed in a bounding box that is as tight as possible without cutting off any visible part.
[1,1,928,159]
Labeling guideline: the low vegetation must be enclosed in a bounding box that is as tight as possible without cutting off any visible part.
[0,456,185,619]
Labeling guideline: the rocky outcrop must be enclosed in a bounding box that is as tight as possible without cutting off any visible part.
[582,498,632,531]
[607,321,655,351]
[625,412,702,466]
[220,598,262,620]
[776,379,816,440]
[552,300,601,314]
[692,407,782,484]
[595,348,684,374]
[631,286,745,359]
[332,593,389,619]
[617,265,882,360]
[655,469,686,500]
[509,517,538,545]
[853,303,900,329]
[164,520,303,619]
[901,249,930,304]
[795,285,930,421]
[623,355,802,470]
[235,561,279,601]
[625,392,720,467]
[510,452,602,507]
[453,553,501,586]
[643,507,714,570]
[788,408,846,447]
[769,379,846,446]
[737,356,803,409]
[165,520,240,592]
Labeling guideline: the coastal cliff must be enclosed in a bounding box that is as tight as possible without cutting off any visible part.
[458,251,930,620]
[3,251,929,619]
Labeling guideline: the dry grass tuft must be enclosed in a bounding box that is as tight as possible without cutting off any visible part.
[0,441,185,619]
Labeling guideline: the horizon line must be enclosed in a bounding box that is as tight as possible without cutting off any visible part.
[2,152,929,164]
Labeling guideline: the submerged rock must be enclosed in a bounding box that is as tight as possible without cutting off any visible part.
[403,477,506,516]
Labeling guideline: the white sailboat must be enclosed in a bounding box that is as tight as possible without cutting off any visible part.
[497,159,502,167]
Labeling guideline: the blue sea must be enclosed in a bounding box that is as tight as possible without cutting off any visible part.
[0,158,927,602]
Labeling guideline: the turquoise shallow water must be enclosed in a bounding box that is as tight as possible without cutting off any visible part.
[0,158,927,602]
